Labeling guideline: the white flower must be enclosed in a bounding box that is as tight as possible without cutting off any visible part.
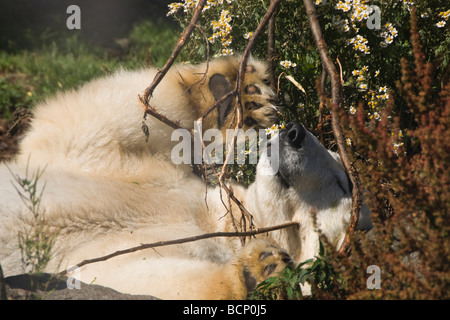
[265,126,277,137]
[436,21,446,28]
[359,83,368,91]
[243,32,253,39]
[235,169,244,182]
[438,10,450,20]
[167,2,183,16]
[346,138,352,146]
[280,60,297,68]
[265,124,284,137]
[378,23,398,46]
[349,106,357,115]
[221,48,233,56]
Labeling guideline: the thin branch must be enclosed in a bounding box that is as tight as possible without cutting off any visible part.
[267,0,278,91]
[140,0,207,105]
[302,0,362,256]
[138,97,183,131]
[237,0,282,99]
[60,222,299,275]
[317,66,327,144]
[177,0,282,239]
[218,0,282,175]
[336,57,344,87]
[185,24,211,90]
[136,2,207,148]
[136,0,282,244]
[199,90,237,122]
[220,180,255,232]
[217,0,282,234]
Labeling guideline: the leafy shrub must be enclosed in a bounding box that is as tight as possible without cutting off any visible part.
[168,1,450,299]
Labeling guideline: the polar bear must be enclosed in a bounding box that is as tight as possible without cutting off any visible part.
[0,119,370,299]
[14,55,278,176]
[0,55,370,299]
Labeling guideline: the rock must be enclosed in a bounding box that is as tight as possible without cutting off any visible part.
[5,273,159,300]
[0,265,7,300]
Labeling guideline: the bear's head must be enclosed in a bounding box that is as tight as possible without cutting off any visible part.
[255,122,372,231]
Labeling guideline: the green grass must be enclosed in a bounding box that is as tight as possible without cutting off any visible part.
[0,19,180,119]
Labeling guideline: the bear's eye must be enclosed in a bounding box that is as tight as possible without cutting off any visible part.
[263,78,271,86]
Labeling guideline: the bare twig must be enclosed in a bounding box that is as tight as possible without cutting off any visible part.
[336,57,344,87]
[237,0,282,100]
[6,107,32,138]
[185,24,211,90]
[140,0,207,105]
[136,0,283,244]
[317,66,327,144]
[217,0,282,174]
[267,0,278,91]
[137,97,183,131]
[217,0,282,235]
[302,0,362,256]
[60,222,299,275]
[136,2,207,148]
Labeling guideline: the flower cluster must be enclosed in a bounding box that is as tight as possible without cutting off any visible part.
[348,34,370,54]
[265,123,285,137]
[352,65,369,90]
[398,0,414,12]
[437,9,449,28]
[350,66,389,121]
[335,0,351,12]
[167,0,234,16]
[243,32,253,39]
[333,1,400,54]
[210,9,234,56]
[167,2,183,16]
[280,60,297,69]
[167,0,202,16]
[379,23,398,48]
[335,0,374,23]
[332,15,350,33]
[391,129,404,155]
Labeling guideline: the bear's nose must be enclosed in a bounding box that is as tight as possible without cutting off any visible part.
[284,122,306,149]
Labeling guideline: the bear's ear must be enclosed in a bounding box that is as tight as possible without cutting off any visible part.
[209,73,233,127]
